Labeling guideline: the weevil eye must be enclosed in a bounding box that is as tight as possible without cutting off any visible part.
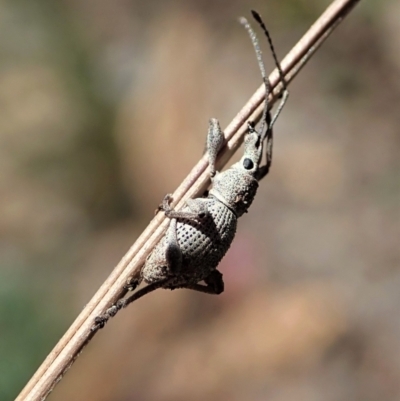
[243,158,254,170]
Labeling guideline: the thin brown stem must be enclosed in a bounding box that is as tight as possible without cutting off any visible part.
[16,0,361,400]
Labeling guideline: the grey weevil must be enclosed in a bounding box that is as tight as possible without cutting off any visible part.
[93,11,289,331]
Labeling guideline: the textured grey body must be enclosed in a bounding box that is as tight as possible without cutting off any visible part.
[142,197,237,288]
[140,122,261,292]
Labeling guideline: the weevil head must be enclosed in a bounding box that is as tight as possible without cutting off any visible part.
[209,131,262,217]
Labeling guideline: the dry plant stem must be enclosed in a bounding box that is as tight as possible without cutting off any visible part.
[17,1,361,400]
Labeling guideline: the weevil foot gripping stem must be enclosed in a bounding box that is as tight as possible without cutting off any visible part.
[155,193,173,215]
[92,302,123,331]
[124,277,140,292]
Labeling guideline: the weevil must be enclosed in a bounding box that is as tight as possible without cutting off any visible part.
[93,11,289,331]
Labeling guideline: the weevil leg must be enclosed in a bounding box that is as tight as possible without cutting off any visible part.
[117,279,170,309]
[255,110,273,180]
[158,194,209,220]
[180,270,225,295]
[255,86,288,183]
[91,279,170,332]
[207,118,225,178]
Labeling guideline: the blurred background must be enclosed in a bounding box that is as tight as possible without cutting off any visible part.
[1,0,399,400]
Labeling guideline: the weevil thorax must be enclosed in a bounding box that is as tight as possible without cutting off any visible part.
[209,131,262,217]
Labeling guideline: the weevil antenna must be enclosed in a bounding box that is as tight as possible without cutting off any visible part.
[239,16,270,139]
[251,10,289,131]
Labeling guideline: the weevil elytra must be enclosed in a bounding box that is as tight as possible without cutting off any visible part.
[93,10,289,331]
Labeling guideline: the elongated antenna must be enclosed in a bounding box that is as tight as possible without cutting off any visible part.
[251,10,289,129]
[240,11,289,140]
[239,16,270,138]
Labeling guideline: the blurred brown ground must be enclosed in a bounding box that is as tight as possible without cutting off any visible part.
[1,1,400,400]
